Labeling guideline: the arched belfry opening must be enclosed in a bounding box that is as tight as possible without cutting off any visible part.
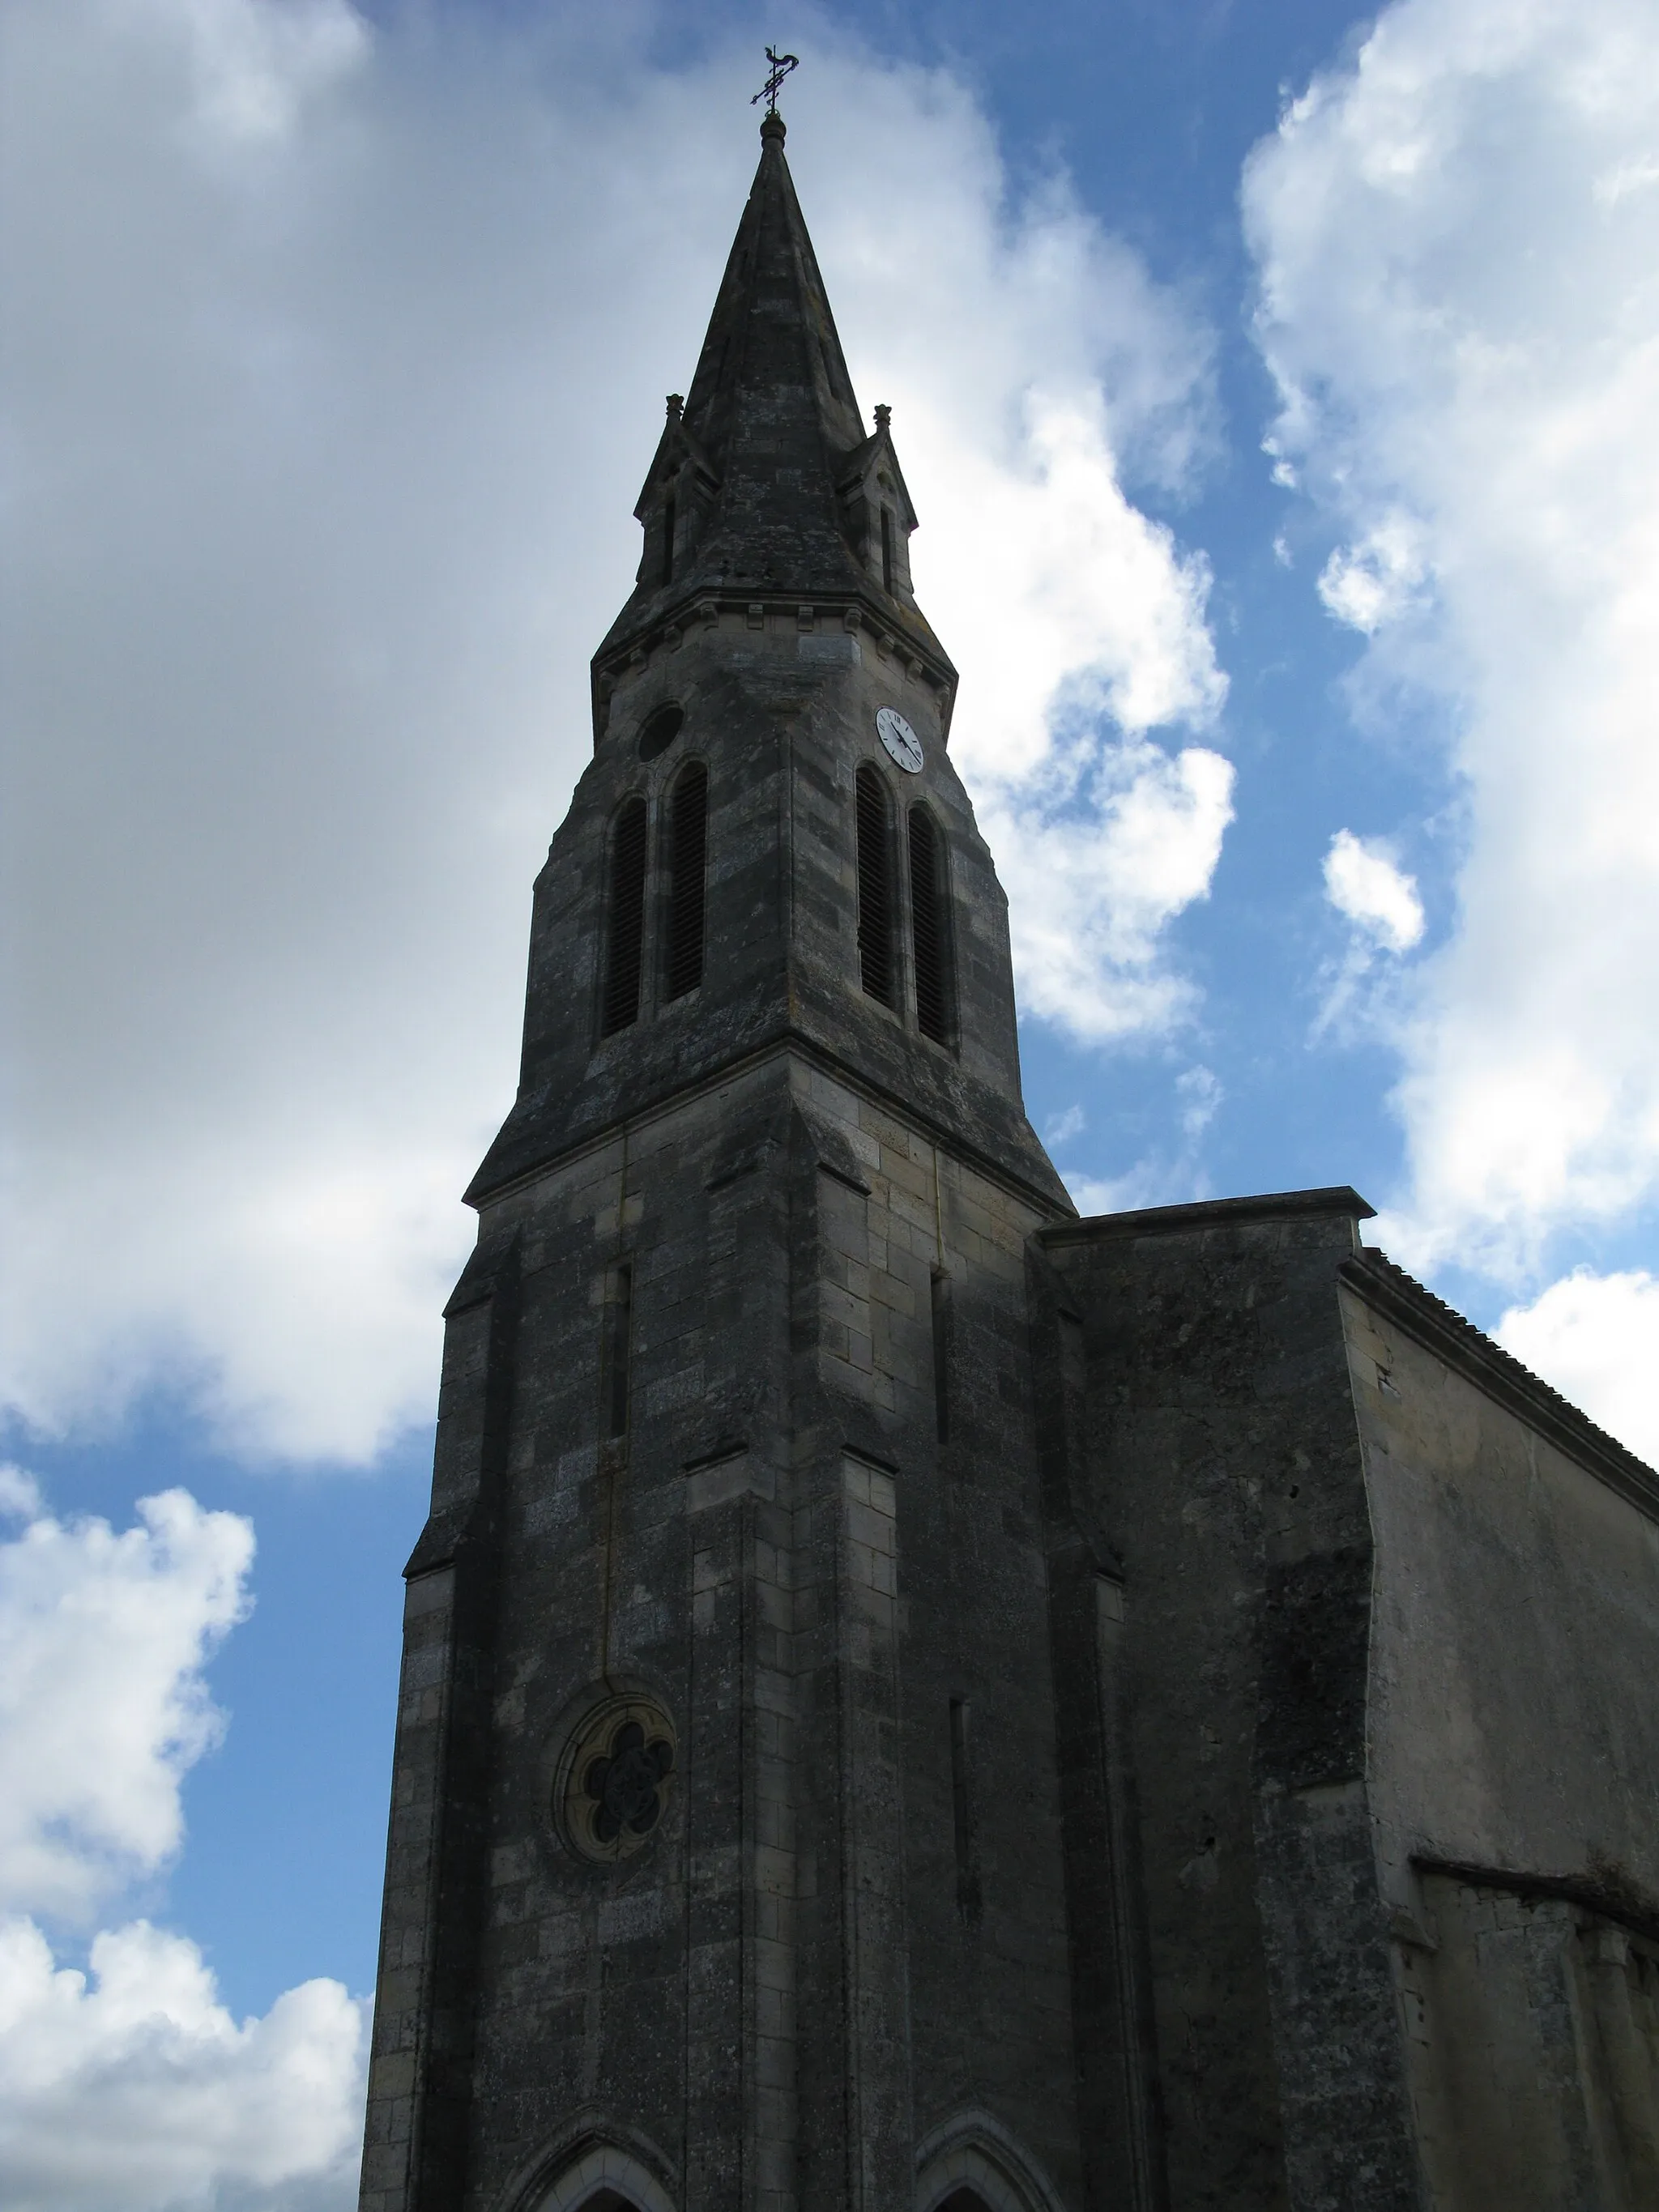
[663,758,708,1000]
[600,795,648,1036]
[908,800,953,1043]
[855,760,896,1006]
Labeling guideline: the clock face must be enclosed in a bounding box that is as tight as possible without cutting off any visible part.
[876,706,923,774]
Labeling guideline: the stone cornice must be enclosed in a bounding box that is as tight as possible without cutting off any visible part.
[467,1030,1072,1225]
[1340,1248,1659,1519]
[591,590,957,717]
[1039,1184,1375,1250]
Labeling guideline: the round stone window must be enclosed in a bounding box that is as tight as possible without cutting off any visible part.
[637,703,684,761]
[555,1694,677,1864]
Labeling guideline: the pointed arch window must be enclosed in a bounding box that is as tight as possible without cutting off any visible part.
[908,803,953,1044]
[601,796,648,1036]
[663,761,708,999]
[855,763,896,1007]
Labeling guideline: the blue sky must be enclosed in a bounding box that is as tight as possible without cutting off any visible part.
[5,0,1659,2200]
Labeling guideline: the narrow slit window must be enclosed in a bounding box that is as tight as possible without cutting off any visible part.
[881,505,893,595]
[601,1264,633,1438]
[663,761,708,1000]
[661,497,676,587]
[908,805,953,1044]
[601,797,648,1036]
[949,1698,982,1925]
[855,764,895,1007]
[931,1272,951,1445]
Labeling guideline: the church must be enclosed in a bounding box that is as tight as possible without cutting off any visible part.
[356,108,1659,2212]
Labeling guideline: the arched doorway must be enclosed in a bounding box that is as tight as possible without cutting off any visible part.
[530,2142,676,2212]
[915,2112,1066,2212]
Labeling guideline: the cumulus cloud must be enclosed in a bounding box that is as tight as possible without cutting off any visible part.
[1316,513,1431,634]
[985,734,1233,1042]
[1246,0,1659,1279]
[1497,1269,1659,1468]
[1,0,1224,1463]
[0,1486,252,1922]
[1316,829,1427,1038]
[0,1479,365,2207]
[1324,831,1425,953]
[0,1465,43,1520]
[869,374,1229,1048]
[0,1916,365,2212]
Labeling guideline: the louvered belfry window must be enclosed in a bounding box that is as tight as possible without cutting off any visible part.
[601,796,649,1035]
[908,804,952,1043]
[663,761,708,1000]
[855,763,896,1007]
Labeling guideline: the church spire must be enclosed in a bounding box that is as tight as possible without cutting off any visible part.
[465,102,1064,1218]
[595,113,947,675]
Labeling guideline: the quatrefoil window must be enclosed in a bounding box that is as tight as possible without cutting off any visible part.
[557,1694,677,1864]
[585,1720,673,1843]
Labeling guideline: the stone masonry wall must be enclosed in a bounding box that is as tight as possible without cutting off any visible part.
[1041,1194,1422,2212]
[365,1046,1078,2212]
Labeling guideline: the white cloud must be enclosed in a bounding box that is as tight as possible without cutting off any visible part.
[983,735,1234,1042]
[0,1916,365,2212]
[870,369,1230,1046]
[0,1465,43,1520]
[0,1480,365,2207]
[1316,513,1431,633]
[1176,1063,1222,1138]
[1324,830,1425,953]
[1044,1105,1085,1148]
[1,0,1223,1463]
[0,1485,252,1923]
[1497,1268,1659,1468]
[1246,0,1659,1278]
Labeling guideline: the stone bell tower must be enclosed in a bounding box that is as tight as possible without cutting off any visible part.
[356,108,1090,2212]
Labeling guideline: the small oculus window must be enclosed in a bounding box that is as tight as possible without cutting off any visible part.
[638,703,684,761]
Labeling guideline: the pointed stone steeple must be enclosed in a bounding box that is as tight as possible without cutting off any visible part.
[464,105,1064,1217]
[597,113,949,679]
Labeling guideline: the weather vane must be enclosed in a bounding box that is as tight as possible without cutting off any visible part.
[751,45,800,114]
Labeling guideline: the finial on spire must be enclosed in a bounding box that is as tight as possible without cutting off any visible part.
[666,394,684,420]
[873,403,891,432]
[752,45,799,117]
